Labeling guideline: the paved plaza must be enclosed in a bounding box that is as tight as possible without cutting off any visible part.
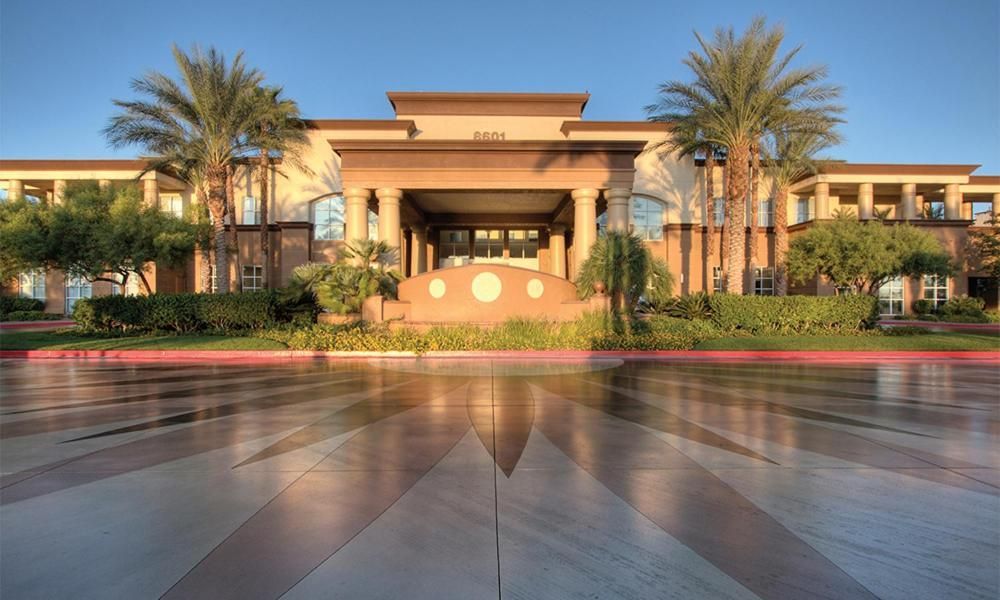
[1,358,997,599]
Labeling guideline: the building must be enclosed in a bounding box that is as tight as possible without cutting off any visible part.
[2,91,999,318]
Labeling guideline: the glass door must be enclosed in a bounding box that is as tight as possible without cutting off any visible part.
[508,230,539,270]
[473,230,504,264]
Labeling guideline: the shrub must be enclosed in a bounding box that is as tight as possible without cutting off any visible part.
[917,314,940,322]
[938,295,988,322]
[986,310,1000,324]
[73,291,282,333]
[645,315,722,343]
[665,292,713,320]
[1,310,63,322]
[912,299,935,315]
[882,326,931,336]
[0,296,45,317]
[708,294,877,334]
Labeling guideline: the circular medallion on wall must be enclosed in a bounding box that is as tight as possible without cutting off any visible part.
[471,272,502,303]
[526,278,544,299]
[428,278,446,299]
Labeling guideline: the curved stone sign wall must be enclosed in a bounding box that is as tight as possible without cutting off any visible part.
[392,264,581,323]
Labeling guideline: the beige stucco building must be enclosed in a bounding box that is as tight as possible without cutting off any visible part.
[2,91,999,317]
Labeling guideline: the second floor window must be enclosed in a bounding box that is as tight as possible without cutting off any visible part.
[313,196,345,241]
[159,195,183,219]
[796,198,812,223]
[758,199,774,227]
[631,197,664,241]
[243,196,259,225]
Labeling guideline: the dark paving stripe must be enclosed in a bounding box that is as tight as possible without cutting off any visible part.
[529,385,879,600]
[235,380,471,467]
[160,388,475,600]
[534,375,777,465]
[468,378,534,477]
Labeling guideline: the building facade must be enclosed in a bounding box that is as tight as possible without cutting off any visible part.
[2,91,999,316]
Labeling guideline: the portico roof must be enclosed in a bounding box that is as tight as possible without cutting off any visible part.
[329,139,645,190]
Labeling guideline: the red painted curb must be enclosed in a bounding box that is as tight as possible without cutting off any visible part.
[1,349,997,363]
[0,320,75,330]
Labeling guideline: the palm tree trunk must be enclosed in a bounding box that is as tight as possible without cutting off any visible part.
[226,164,241,292]
[258,150,270,290]
[748,142,761,292]
[206,171,229,294]
[705,150,716,258]
[196,186,212,293]
[774,186,789,296]
[724,144,749,294]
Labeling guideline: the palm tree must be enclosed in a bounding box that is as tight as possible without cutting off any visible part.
[248,85,311,290]
[575,231,673,313]
[105,44,263,294]
[647,17,843,293]
[762,130,839,295]
[226,163,241,292]
[748,140,762,290]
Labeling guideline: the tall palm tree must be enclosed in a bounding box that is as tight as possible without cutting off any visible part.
[225,163,241,291]
[762,130,839,295]
[748,140,762,290]
[248,85,311,290]
[647,17,843,293]
[105,44,263,294]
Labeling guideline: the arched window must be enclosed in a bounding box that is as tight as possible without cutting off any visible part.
[313,195,345,241]
[631,196,664,241]
[368,209,378,240]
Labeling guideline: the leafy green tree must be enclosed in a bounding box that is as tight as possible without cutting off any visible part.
[105,45,264,293]
[576,231,673,312]
[647,17,843,294]
[967,217,1000,282]
[0,182,196,293]
[787,215,953,295]
[762,130,840,295]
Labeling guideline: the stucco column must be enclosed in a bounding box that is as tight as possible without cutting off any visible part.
[572,188,599,275]
[857,183,873,220]
[343,187,371,244]
[410,227,427,275]
[143,178,159,207]
[549,224,567,279]
[8,180,23,200]
[604,188,631,232]
[376,187,403,271]
[993,193,1000,219]
[944,184,961,220]
[900,183,917,220]
[53,180,67,205]
[814,182,830,220]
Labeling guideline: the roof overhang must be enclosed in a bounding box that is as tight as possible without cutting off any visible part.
[791,163,981,193]
[387,91,590,117]
[329,140,643,190]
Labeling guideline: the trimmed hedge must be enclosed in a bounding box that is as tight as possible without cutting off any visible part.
[73,291,283,333]
[707,294,878,334]
[1,310,64,322]
[0,296,45,318]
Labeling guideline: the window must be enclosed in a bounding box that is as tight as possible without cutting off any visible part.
[368,209,378,240]
[313,196,345,241]
[508,230,539,259]
[65,275,92,314]
[758,199,774,227]
[596,212,607,235]
[112,274,141,297]
[474,229,504,259]
[712,266,723,293]
[18,269,45,302]
[796,198,813,223]
[159,195,184,219]
[631,197,664,241]
[243,196,259,225]
[878,276,905,316]
[242,265,263,292]
[753,267,775,296]
[439,230,470,259]
[207,265,219,294]
[713,198,725,226]
[923,275,949,309]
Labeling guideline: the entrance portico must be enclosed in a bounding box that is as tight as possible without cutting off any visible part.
[329,139,644,280]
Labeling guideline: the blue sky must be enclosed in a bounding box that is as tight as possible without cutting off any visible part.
[2,0,998,172]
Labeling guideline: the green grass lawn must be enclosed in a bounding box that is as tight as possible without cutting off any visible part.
[694,332,1000,351]
[0,331,288,351]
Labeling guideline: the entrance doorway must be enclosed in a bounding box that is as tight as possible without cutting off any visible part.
[437,228,540,271]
